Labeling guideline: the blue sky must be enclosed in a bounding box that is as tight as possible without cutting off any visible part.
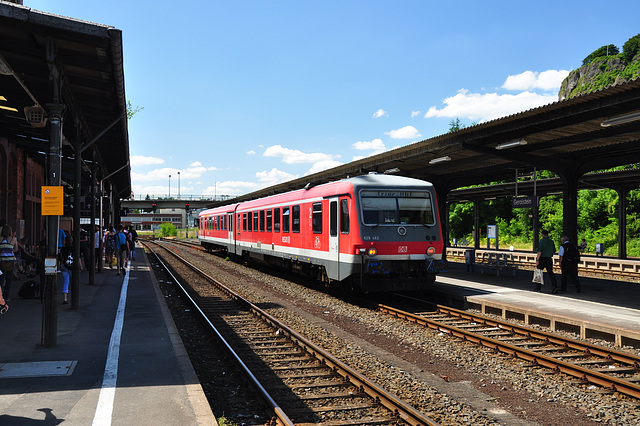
[27,1,640,199]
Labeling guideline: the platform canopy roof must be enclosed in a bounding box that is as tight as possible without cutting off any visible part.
[0,2,130,197]
[226,77,640,206]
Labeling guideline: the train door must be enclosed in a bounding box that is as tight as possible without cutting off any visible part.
[329,198,340,279]
[227,213,235,253]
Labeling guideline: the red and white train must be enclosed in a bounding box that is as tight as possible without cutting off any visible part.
[199,173,445,292]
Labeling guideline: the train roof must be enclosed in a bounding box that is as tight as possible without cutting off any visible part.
[200,173,434,216]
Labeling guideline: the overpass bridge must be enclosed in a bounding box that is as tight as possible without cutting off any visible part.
[121,198,214,211]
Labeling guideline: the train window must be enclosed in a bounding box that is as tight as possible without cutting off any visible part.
[312,202,322,234]
[330,201,337,237]
[266,209,272,232]
[282,207,290,233]
[253,211,259,231]
[340,199,350,234]
[248,212,253,231]
[274,208,280,232]
[259,210,265,232]
[243,213,247,231]
[292,205,300,233]
[360,190,435,225]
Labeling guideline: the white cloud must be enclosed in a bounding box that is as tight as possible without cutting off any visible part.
[256,168,297,185]
[502,70,569,91]
[130,161,216,182]
[246,150,256,155]
[411,110,421,118]
[372,108,388,118]
[263,144,338,164]
[385,125,421,139]
[204,181,260,196]
[305,160,343,175]
[353,138,386,151]
[425,89,557,121]
[130,155,164,166]
[204,169,297,196]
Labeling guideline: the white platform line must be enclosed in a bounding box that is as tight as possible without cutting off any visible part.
[93,266,129,426]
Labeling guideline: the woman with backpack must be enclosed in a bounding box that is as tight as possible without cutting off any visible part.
[114,225,128,275]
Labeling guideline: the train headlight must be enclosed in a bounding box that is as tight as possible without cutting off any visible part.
[426,247,436,256]
[367,247,377,256]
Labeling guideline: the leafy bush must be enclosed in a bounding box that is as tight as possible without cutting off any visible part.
[622,33,640,63]
[159,222,177,237]
[582,44,619,65]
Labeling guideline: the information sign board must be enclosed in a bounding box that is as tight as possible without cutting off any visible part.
[41,186,64,216]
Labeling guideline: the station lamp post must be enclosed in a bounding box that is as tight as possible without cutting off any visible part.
[178,171,181,199]
[168,174,171,198]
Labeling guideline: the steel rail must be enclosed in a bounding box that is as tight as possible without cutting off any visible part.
[433,305,640,367]
[379,304,640,400]
[144,241,295,426]
[149,240,440,426]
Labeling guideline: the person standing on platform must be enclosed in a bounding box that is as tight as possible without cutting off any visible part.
[0,273,8,313]
[58,235,73,304]
[559,235,582,293]
[0,225,17,302]
[94,225,101,270]
[114,225,128,275]
[535,229,558,293]
[128,226,138,261]
[78,226,89,271]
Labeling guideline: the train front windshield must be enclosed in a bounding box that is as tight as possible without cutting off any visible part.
[360,190,435,225]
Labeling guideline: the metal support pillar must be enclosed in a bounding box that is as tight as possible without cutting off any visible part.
[616,187,628,259]
[532,198,540,251]
[43,103,64,348]
[560,170,580,245]
[473,199,481,250]
[71,138,82,308]
[89,153,97,283]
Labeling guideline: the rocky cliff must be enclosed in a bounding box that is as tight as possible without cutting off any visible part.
[558,53,640,101]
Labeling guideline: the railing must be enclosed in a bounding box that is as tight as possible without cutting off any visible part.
[128,194,232,201]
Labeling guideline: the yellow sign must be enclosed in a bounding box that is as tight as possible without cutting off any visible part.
[42,186,64,216]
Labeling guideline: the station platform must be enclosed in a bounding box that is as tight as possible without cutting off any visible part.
[432,261,640,348]
[0,248,217,425]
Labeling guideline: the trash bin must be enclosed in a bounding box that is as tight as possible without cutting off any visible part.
[465,249,475,272]
[596,243,604,257]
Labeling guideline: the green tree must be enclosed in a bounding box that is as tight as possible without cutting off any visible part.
[159,222,177,237]
[582,44,620,65]
[622,33,640,63]
[126,100,144,119]
[449,118,463,132]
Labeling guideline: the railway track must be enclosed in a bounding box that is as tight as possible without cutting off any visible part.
[379,295,640,400]
[144,239,439,426]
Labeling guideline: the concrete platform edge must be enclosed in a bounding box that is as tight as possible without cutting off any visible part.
[144,250,218,426]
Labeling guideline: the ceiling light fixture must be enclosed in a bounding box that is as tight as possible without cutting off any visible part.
[384,167,400,174]
[496,139,527,150]
[429,156,451,164]
[601,111,640,127]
